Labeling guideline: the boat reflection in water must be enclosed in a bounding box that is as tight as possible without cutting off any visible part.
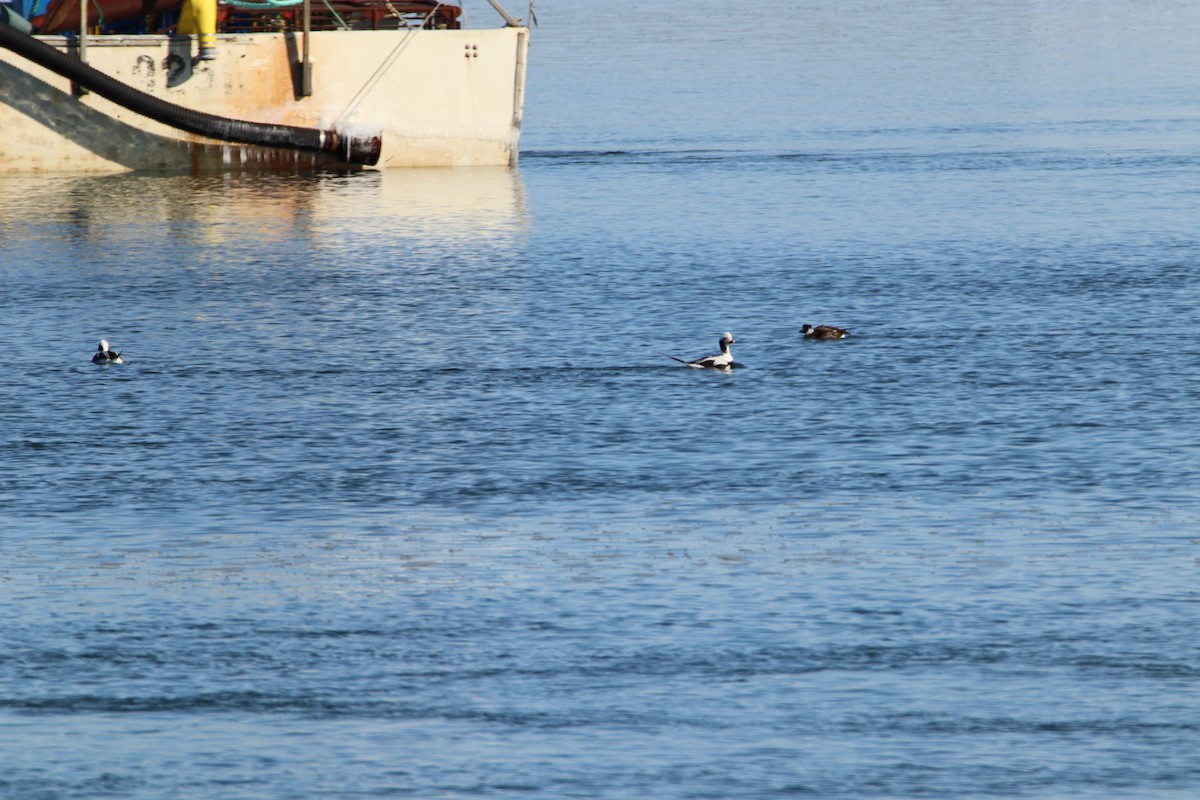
[0,166,528,251]
[0,166,529,373]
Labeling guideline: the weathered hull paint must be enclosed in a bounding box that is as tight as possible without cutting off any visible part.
[0,28,528,173]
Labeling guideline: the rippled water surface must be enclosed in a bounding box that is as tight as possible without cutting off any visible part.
[3,2,1200,798]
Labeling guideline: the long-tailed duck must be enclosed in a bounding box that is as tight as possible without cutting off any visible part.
[669,331,736,369]
[92,340,124,364]
[801,324,849,340]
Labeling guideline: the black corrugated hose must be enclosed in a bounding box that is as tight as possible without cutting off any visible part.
[0,19,381,166]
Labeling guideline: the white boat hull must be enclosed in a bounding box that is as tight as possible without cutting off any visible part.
[0,27,528,172]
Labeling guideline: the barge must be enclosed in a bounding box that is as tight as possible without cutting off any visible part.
[0,0,529,171]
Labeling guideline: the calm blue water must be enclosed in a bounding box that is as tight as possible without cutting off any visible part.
[3,2,1200,797]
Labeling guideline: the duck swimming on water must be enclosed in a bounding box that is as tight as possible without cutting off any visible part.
[92,340,123,364]
[801,324,849,340]
[669,332,736,369]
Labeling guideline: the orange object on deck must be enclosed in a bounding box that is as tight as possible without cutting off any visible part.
[34,0,183,34]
